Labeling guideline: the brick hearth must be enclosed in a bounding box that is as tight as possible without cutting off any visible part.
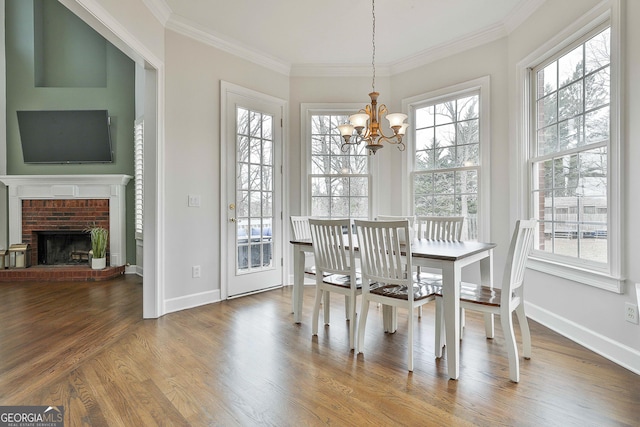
[0,265,125,282]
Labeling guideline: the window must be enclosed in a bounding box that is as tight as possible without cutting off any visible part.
[134,119,144,238]
[406,77,490,241]
[519,1,623,292]
[305,110,370,219]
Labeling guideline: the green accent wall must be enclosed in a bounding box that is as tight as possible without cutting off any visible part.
[5,0,136,264]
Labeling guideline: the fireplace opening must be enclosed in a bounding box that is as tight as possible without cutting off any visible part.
[36,231,91,265]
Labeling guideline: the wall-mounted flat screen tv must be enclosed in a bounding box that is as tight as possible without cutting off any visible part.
[17,110,113,163]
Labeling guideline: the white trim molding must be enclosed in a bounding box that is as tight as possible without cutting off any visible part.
[526,301,640,375]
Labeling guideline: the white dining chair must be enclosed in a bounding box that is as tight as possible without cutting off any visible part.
[309,219,362,350]
[354,219,441,371]
[290,216,317,280]
[434,219,535,382]
[413,216,464,318]
[376,215,416,330]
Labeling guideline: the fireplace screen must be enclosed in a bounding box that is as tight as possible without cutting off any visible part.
[37,231,92,265]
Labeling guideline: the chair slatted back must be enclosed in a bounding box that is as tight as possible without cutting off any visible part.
[376,215,415,244]
[502,219,535,305]
[355,219,412,288]
[416,216,464,241]
[290,216,311,240]
[308,219,354,276]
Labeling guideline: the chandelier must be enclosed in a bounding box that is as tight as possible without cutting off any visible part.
[338,0,408,155]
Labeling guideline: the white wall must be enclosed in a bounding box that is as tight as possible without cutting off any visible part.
[162,31,289,308]
[505,0,639,373]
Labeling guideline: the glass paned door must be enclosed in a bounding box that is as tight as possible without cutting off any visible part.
[235,107,274,273]
[223,83,283,298]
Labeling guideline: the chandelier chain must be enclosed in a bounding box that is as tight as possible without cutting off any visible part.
[371,0,376,92]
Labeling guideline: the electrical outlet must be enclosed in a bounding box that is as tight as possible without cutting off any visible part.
[192,265,201,278]
[625,302,639,324]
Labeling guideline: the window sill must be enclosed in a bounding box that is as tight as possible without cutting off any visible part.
[527,256,624,294]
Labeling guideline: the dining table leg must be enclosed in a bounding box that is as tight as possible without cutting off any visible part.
[480,250,495,338]
[442,262,461,380]
[293,246,305,323]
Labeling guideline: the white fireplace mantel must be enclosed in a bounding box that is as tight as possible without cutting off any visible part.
[0,175,132,267]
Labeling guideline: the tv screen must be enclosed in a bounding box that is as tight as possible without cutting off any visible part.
[17,110,113,164]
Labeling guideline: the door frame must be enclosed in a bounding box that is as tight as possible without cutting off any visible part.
[220,81,287,300]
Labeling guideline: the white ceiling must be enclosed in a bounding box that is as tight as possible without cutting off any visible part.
[147,0,545,74]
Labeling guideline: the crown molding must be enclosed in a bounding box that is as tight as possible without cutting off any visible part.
[166,14,291,76]
[503,0,547,33]
[389,22,507,75]
[290,63,391,78]
[142,0,172,26]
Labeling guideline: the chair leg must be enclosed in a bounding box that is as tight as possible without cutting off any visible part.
[408,307,414,372]
[312,286,323,336]
[357,298,371,354]
[323,290,330,325]
[418,306,423,318]
[348,293,357,350]
[483,312,495,339]
[515,304,532,359]
[501,311,520,383]
[434,298,444,358]
[345,295,351,320]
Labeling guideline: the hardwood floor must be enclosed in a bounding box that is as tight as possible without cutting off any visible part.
[0,276,638,426]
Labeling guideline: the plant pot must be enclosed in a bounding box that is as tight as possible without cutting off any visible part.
[91,257,106,270]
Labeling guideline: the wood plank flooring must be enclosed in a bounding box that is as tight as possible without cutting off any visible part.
[0,276,638,426]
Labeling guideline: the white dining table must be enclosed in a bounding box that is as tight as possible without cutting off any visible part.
[290,237,496,380]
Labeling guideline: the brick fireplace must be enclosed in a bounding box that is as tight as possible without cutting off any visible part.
[0,175,131,281]
[22,199,110,266]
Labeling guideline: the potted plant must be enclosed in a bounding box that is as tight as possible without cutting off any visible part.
[85,225,108,270]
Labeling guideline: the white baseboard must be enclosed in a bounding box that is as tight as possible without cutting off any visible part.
[124,264,140,275]
[164,289,221,314]
[525,301,640,375]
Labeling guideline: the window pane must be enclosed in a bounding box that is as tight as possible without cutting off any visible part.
[558,80,583,121]
[558,45,583,87]
[434,172,455,194]
[457,119,479,145]
[415,105,435,128]
[457,96,479,120]
[416,128,433,151]
[558,116,584,150]
[585,28,610,74]
[537,125,558,156]
[537,93,557,128]
[585,67,610,111]
[311,177,330,197]
[414,173,433,195]
[538,62,557,98]
[456,143,479,167]
[585,106,609,144]
[456,170,478,194]
[331,197,349,217]
[435,124,455,147]
[349,177,368,196]
[435,101,455,125]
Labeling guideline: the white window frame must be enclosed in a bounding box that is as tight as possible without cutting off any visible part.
[402,76,491,242]
[134,118,144,240]
[513,0,624,293]
[300,103,376,218]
